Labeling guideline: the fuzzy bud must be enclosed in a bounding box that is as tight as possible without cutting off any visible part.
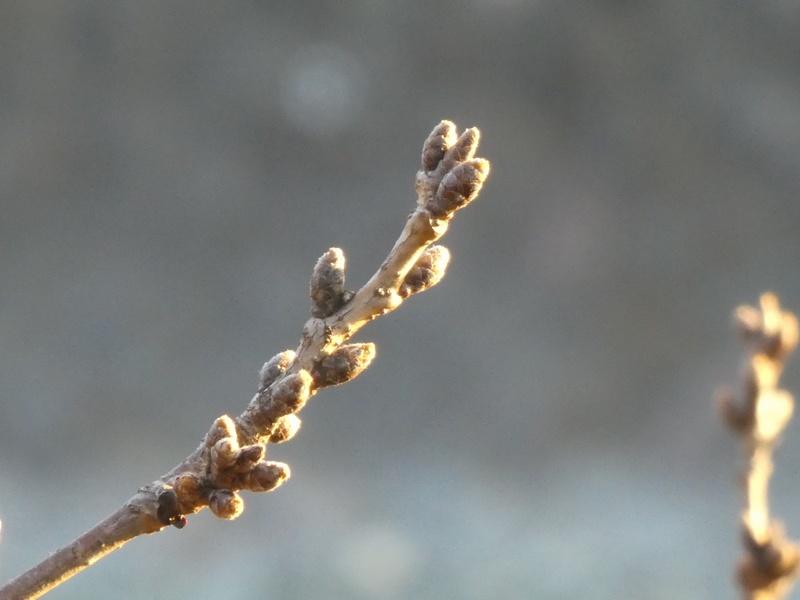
[310,248,351,318]
[444,127,480,165]
[430,159,490,218]
[269,414,302,444]
[205,415,238,448]
[242,461,291,493]
[259,350,296,392]
[234,444,266,473]
[312,343,376,388]
[212,438,240,469]
[421,120,457,172]
[270,371,313,415]
[173,472,202,503]
[399,245,450,299]
[208,489,244,520]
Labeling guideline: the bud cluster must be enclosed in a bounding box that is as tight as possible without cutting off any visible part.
[416,120,491,221]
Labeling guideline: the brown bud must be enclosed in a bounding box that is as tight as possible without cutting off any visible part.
[259,350,296,392]
[399,245,450,299]
[173,472,202,503]
[234,444,266,473]
[242,461,291,493]
[421,120,457,172]
[205,415,237,448]
[311,343,376,388]
[269,414,302,444]
[212,438,240,469]
[443,127,479,165]
[270,371,313,415]
[208,489,244,520]
[310,248,351,318]
[430,159,490,217]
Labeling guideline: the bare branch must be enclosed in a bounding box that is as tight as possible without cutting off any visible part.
[718,292,800,599]
[0,120,491,600]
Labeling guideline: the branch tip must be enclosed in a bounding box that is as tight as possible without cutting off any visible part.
[421,120,457,172]
[0,119,492,597]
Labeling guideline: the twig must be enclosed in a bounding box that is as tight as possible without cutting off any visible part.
[718,292,800,599]
[0,120,491,600]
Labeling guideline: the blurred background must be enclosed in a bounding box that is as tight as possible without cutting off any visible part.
[1,1,799,598]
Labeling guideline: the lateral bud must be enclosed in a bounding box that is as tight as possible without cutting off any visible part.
[205,415,238,448]
[234,444,266,473]
[270,371,313,416]
[208,489,244,520]
[310,248,352,318]
[173,472,202,503]
[241,461,291,493]
[399,245,450,299]
[311,343,376,388]
[269,414,302,444]
[421,120,457,172]
[259,350,296,391]
[430,159,490,218]
[212,438,240,469]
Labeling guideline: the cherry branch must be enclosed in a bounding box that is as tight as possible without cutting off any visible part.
[718,293,800,599]
[0,120,491,600]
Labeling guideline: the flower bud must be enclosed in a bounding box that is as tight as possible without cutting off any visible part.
[212,438,239,469]
[421,120,457,172]
[399,245,450,299]
[259,350,296,391]
[269,414,302,444]
[205,415,237,448]
[444,127,479,165]
[310,248,351,318]
[431,159,490,217]
[174,472,202,503]
[234,444,266,473]
[242,461,291,493]
[311,343,376,388]
[208,489,244,520]
[270,371,313,415]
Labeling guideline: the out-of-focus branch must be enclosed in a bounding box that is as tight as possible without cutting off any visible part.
[718,293,800,599]
[0,120,490,600]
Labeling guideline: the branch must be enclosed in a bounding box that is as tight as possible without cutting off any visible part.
[0,120,491,600]
[717,292,800,599]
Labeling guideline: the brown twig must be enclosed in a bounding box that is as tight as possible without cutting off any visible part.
[718,292,800,599]
[0,120,490,600]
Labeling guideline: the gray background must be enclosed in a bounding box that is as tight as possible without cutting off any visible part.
[1,1,800,598]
